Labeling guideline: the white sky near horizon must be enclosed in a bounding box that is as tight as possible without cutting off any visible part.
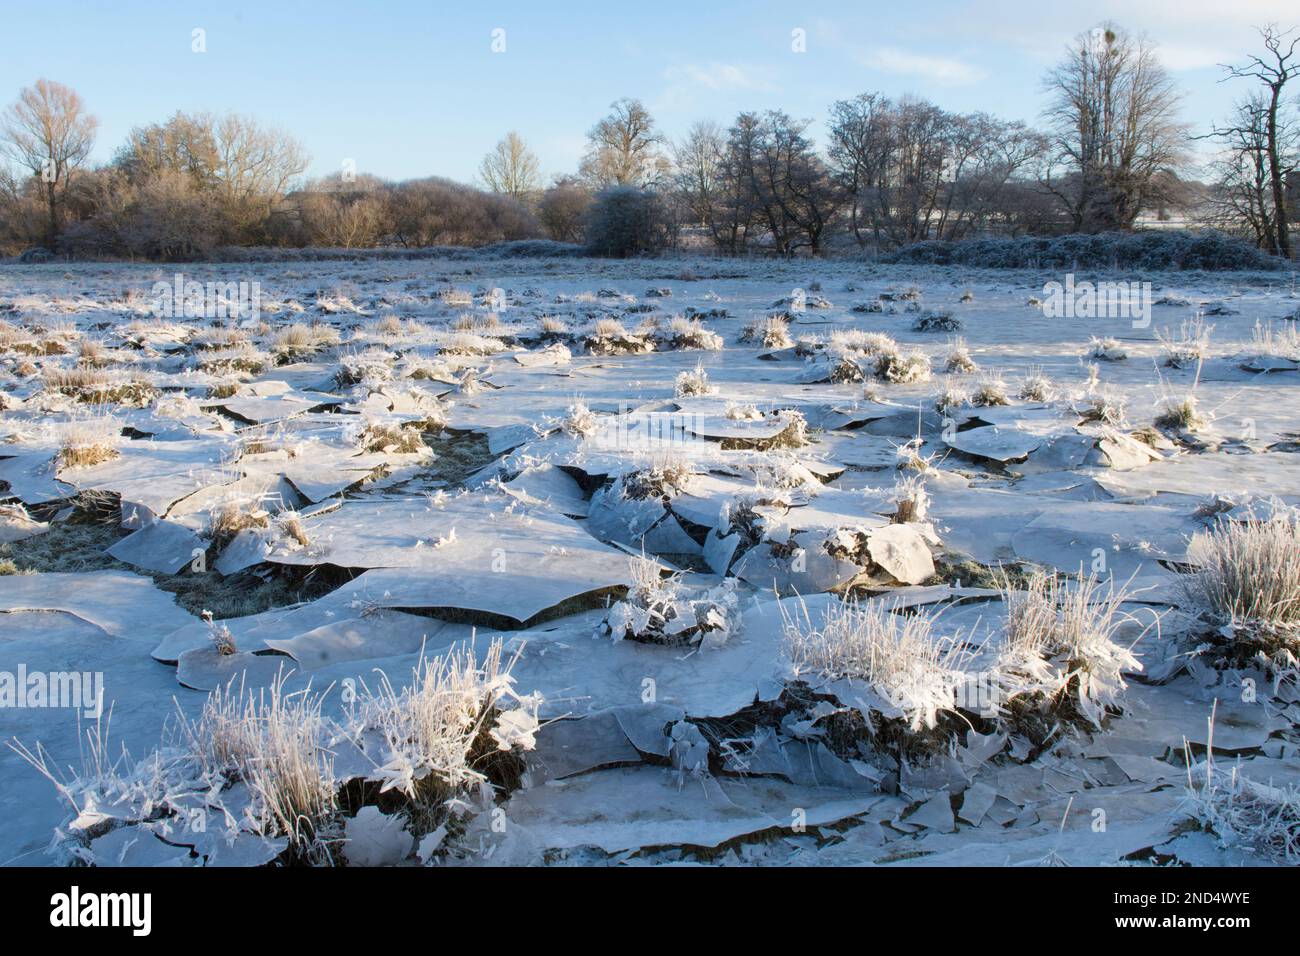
[0,0,1296,186]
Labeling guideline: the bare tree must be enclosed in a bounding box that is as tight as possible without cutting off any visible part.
[1219,25,1300,258]
[479,131,540,199]
[580,98,668,188]
[1,79,98,247]
[1042,23,1188,232]
[208,114,308,241]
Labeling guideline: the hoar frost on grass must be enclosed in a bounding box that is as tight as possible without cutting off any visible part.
[601,554,738,647]
[783,598,974,740]
[993,569,1148,737]
[1181,708,1300,864]
[12,641,541,866]
[1182,512,1300,668]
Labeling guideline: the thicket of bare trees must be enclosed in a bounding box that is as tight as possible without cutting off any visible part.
[2,20,1298,260]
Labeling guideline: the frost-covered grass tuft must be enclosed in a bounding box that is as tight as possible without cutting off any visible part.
[1087,336,1127,361]
[891,475,930,524]
[1077,389,1128,427]
[674,363,716,397]
[182,672,340,861]
[994,569,1146,732]
[56,416,122,469]
[740,315,793,349]
[559,400,599,438]
[272,322,340,362]
[359,420,428,455]
[1181,722,1300,864]
[784,598,973,734]
[1190,515,1300,642]
[1018,367,1056,402]
[1154,391,1206,432]
[352,639,537,833]
[934,376,969,414]
[1157,315,1213,368]
[970,374,1010,407]
[1248,320,1300,362]
[944,337,978,373]
[874,348,931,384]
[664,316,723,351]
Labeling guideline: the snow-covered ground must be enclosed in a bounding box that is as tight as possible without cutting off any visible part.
[0,254,1297,867]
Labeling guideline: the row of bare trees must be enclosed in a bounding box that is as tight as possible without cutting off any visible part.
[2,22,1297,259]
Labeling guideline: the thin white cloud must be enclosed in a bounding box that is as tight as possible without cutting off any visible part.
[862,47,987,86]
[1157,43,1238,72]
[661,62,774,93]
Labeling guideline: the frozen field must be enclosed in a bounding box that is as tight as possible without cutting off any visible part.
[0,254,1297,867]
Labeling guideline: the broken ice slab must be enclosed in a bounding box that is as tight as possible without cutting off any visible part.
[503,765,883,853]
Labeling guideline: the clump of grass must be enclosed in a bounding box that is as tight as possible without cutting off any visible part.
[181,672,340,862]
[912,311,962,333]
[436,287,474,308]
[1248,320,1300,362]
[352,639,537,836]
[1182,513,1300,666]
[740,315,792,349]
[1088,336,1128,361]
[895,436,940,473]
[1154,391,1206,432]
[664,316,723,351]
[874,348,931,384]
[783,598,973,738]
[830,330,898,357]
[994,569,1146,734]
[674,363,716,397]
[720,409,810,450]
[272,322,341,363]
[1077,389,1128,427]
[622,453,694,500]
[828,354,865,383]
[209,498,271,546]
[43,368,156,407]
[970,374,1010,407]
[724,402,763,422]
[438,331,507,356]
[56,417,122,470]
[1157,315,1213,368]
[604,554,738,646]
[934,377,969,415]
[891,475,930,524]
[584,318,653,355]
[1018,367,1055,402]
[539,315,569,337]
[277,511,311,548]
[1181,723,1300,864]
[201,609,238,655]
[944,337,978,373]
[359,420,428,455]
[559,401,599,438]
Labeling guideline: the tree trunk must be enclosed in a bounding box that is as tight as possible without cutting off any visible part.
[1266,85,1293,258]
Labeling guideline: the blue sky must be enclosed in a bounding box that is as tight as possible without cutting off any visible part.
[1,0,1294,185]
